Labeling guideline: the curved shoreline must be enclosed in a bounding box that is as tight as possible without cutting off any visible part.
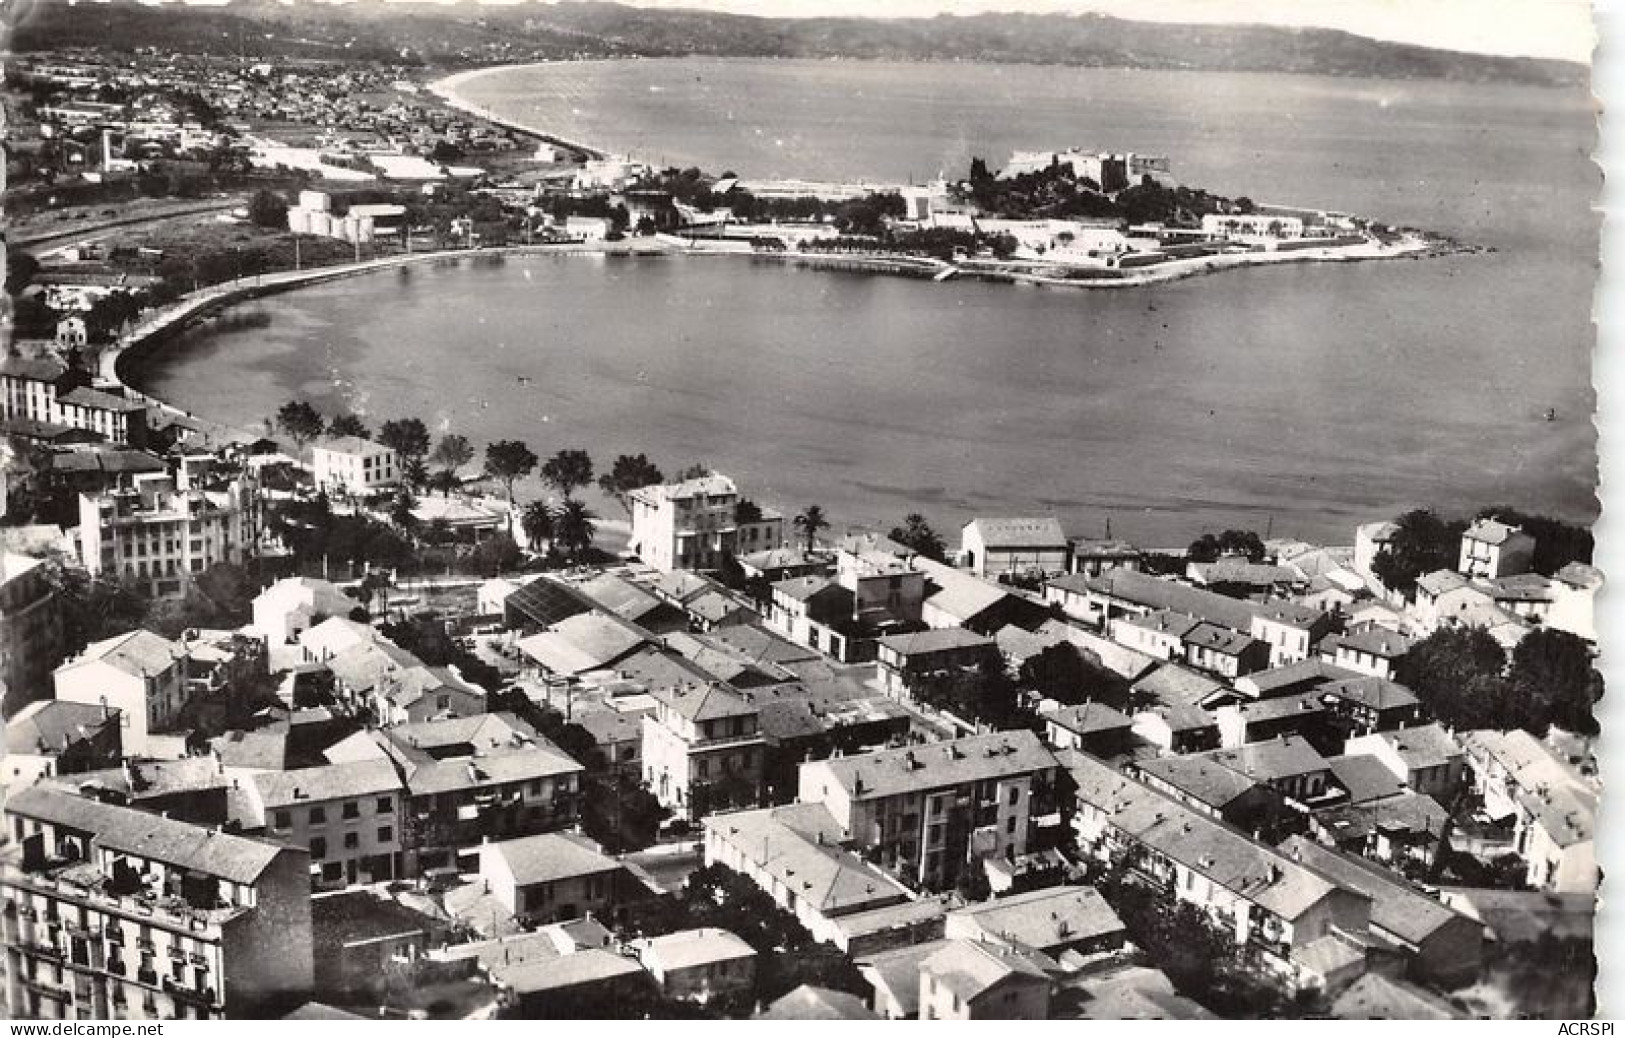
[111,231,1433,428]
[427,63,608,162]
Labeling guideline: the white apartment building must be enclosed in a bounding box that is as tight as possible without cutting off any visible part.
[78,472,260,600]
[244,759,405,889]
[0,357,150,447]
[53,630,189,758]
[629,474,784,573]
[1458,518,1536,580]
[797,731,1058,892]
[0,553,65,716]
[2,786,314,1020]
[311,437,400,498]
[642,682,764,820]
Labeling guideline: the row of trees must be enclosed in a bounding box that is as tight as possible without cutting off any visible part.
[1374,506,1594,597]
[1398,625,1601,736]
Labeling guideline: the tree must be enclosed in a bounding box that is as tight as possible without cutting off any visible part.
[432,433,474,473]
[675,462,712,481]
[520,499,555,553]
[1477,506,1594,576]
[552,498,598,562]
[1188,529,1265,563]
[246,189,288,229]
[378,417,431,461]
[484,439,538,532]
[541,449,594,500]
[389,487,419,531]
[327,413,371,439]
[471,533,523,576]
[275,399,324,453]
[6,251,40,296]
[793,504,829,551]
[427,469,460,497]
[400,456,429,492]
[889,513,947,562]
[1397,627,1513,730]
[1020,641,1130,710]
[1373,509,1467,599]
[597,453,664,515]
[1508,628,1602,736]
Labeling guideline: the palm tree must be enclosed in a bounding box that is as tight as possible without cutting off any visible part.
[520,500,555,555]
[553,498,598,562]
[793,504,829,551]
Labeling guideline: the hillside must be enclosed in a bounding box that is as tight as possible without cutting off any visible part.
[8,0,1588,88]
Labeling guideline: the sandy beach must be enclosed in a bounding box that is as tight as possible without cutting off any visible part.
[427,64,607,161]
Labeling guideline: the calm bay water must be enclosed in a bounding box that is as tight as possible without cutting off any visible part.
[131,60,1599,545]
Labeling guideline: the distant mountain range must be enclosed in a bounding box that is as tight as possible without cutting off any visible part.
[11,0,1588,88]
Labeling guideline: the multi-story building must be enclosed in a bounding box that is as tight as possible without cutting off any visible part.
[1249,602,1333,669]
[53,630,188,758]
[1,786,313,1020]
[328,713,583,877]
[700,802,915,948]
[797,730,1059,891]
[0,553,65,717]
[78,471,260,600]
[242,759,405,889]
[628,474,783,572]
[0,357,149,447]
[873,628,999,699]
[1062,749,1371,988]
[476,833,639,927]
[1458,729,1597,893]
[310,437,399,499]
[642,681,764,820]
[1457,518,1536,580]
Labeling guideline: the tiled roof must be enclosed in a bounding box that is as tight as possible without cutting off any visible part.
[486,832,620,887]
[638,928,756,972]
[1059,750,1354,922]
[251,758,404,810]
[5,700,118,755]
[517,612,648,676]
[1135,755,1262,811]
[757,984,877,1020]
[1463,518,1525,546]
[1198,736,1329,783]
[811,730,1055,801]
[1279,836,1475,947]
[876,627,995,656]
[912,557,1011,623]
[920,939,1050,1001]
[963,517,1068,549]
[58,386,148,413]
[703,803,910,915]
[1326,754,1406,804]
[949,884,1124,950]
[7,785,287,885]
[1047,701,1135,738]
[64,629,183,678]
[1056,570,1263,633]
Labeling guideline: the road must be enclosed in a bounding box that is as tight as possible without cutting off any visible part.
[15,199,241,251]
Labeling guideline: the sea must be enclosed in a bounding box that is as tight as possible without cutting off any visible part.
[129,58,1600,546]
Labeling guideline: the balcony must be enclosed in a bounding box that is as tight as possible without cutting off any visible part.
[689,730,764,752]
[163,975,217,1007]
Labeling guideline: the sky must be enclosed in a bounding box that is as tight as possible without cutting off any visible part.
[167,0,1597,63]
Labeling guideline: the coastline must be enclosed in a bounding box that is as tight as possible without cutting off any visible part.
[426,64,609,163]
[111,231,1433,414]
